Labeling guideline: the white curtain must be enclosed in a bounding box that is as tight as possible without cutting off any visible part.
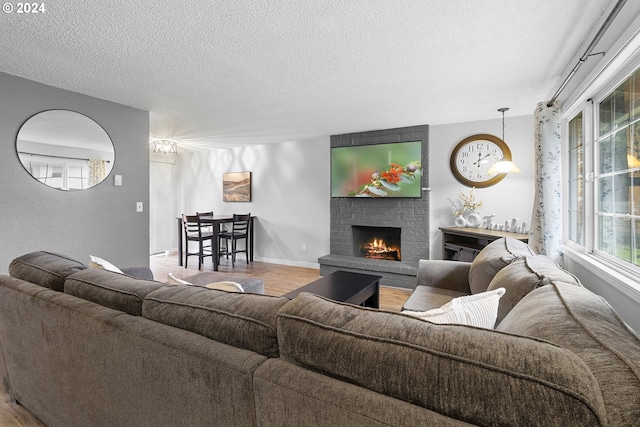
[530,101,562,261]
[88,159,107,187]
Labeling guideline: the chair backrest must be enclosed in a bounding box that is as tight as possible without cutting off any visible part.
[182,214,201,238]
[232,213,250,235]
[196,211,214,231]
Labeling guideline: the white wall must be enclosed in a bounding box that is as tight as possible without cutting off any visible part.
[172,137,330,268]
[159,117,535,268]
[429,115,535,258]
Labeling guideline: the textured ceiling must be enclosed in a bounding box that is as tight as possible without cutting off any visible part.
[0,0,613,148]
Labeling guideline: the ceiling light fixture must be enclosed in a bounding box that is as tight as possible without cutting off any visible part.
[488,107,522,175]
[151,139,178,154]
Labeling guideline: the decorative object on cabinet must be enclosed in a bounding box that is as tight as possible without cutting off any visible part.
[449,187,483,227]
[453,215,467,227]
[223,171,252,202]
[440,226,529,262]
[465,211,483,227]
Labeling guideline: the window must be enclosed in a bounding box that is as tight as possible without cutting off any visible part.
[596,70,640,267]
[566,64,640,273]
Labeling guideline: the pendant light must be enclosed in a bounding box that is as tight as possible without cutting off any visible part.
[488,107,522,174]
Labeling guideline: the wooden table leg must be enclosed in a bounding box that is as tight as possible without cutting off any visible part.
[177,217,183,266]
[249,217,254,262]
[212,221,220,271]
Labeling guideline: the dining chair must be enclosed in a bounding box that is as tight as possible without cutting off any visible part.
[197,211,230,258]
[182,214,214,270]
[218,213,251,267]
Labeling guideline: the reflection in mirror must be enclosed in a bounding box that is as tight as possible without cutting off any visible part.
[16,110,115,191]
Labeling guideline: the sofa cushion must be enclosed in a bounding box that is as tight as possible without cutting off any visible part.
[497,282,640,426]
[402,287,505,329]
[64,269,165,316]
[142,285,288,358]
[487,256,582,325]
[9,251,86,292]
[277,292,606,426]
[468,237,535,294]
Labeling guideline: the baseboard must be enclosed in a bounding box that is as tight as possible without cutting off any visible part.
[254,257,320,270]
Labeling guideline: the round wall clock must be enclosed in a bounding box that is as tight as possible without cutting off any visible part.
[450,134,512,188]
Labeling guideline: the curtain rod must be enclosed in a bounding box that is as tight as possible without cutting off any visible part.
[18,151,111,163]
[547,0,627,107]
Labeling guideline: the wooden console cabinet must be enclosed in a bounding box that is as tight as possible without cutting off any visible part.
[440,227,529,262]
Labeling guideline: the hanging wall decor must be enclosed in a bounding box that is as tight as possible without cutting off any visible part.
[223,171,252,202]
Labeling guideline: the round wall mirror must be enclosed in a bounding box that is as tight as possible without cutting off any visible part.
[16,110,115,191]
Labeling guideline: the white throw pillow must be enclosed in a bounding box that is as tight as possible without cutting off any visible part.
[89,255,124,274]
[166,273,244,292]
[204,281,245,292]
[166,272,190,285]
[402,287,505,329]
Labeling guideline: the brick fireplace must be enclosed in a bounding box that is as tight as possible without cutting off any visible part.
[318,125,429,289]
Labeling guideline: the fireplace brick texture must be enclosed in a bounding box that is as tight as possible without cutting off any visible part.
[320,125,430,289]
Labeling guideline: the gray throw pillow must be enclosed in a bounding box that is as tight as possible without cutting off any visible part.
[468,238,535,294]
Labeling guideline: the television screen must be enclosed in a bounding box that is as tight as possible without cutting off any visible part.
[331,141,422,198]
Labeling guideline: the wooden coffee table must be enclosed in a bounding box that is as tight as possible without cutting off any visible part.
[284,270,381,308]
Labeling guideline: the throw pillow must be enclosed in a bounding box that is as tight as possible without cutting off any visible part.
[166,272,190,285]
[402,287,506,329]
[204,281,244,292]
[89,255,124,274]
[166,273,244,292]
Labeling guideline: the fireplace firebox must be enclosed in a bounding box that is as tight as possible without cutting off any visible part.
[352,226,401,261]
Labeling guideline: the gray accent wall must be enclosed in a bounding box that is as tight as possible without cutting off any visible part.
[0,73,150,273]
[320,125,429,288]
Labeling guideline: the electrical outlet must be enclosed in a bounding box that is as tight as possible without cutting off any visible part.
[301,243,306,251]
[114,175,122,186]
[136,202,143,212]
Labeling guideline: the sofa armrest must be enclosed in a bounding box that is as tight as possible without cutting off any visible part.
[417,259,471,294]
[120,266,154,281]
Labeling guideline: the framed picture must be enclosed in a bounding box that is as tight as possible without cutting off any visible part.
[223,171,252,202]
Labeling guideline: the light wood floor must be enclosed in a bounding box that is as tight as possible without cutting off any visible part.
[0,253,412,425]
[152,252,412,311]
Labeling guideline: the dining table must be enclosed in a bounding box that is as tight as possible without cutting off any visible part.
[177,214,255,271]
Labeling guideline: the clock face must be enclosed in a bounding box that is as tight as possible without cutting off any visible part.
[450,134,511,188]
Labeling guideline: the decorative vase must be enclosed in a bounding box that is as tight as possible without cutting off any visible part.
[465,211,482,228]
[454,215,467,227]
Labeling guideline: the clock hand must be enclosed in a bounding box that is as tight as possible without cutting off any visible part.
[473,153,491,166]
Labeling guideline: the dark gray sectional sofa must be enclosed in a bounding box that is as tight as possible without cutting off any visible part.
[0,241,639,426]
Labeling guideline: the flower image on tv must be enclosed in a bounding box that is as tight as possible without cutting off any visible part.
[331,141,422,198]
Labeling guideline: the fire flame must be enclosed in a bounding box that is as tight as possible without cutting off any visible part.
[363,237,400,260]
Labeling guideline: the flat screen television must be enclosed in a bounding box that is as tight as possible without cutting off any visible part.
[331,140,422,198]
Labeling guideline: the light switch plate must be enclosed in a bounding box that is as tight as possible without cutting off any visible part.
[136,202,143,212]
[114,175,122,186]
